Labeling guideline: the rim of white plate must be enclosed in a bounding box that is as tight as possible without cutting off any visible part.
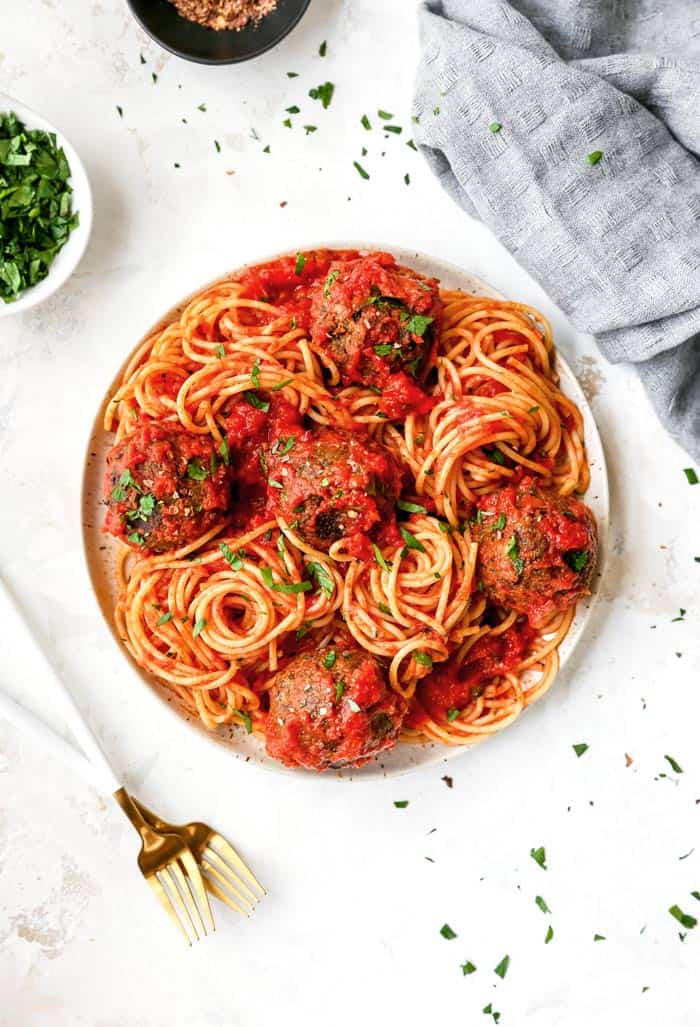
[0,92,93,318]
[81,242,609,781]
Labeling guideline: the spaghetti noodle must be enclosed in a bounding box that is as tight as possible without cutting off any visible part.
[103,248,596,769]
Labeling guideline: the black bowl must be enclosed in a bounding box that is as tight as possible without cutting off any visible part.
[127,0,312,65]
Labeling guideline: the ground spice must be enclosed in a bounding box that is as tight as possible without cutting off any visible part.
[170,0,277,31]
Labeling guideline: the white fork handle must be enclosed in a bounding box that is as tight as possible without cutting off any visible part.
[0,574,121,794]
[0,686,98,789]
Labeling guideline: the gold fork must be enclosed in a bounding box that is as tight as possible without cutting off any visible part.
[0,575,215,945]
[133,797,266,916]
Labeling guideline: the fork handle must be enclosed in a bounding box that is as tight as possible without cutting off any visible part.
[0,574,121,795]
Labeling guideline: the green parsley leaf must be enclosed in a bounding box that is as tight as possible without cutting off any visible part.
[219,436,230,464]
[394,800,409,809]
[243,390,270,412]
[573,743,589,757]
[361,114,372,130]
[272,378,294,391]
[489,121,502,133]
[378,602,392,616]
[399,525,426,552]
[323,649,336,669]
[335,680,345,700]
[507,534,524,576]
[535,895,550,914]
[214,140,221,152]
[446,708,460,723]
[186,459,208,481]
[377,110,393,120]
[286,105,300,115]
[544,925,554,944]
[304,124,317,135]
[404,173,410,185]
[307,560,334,598]
[374,344,394,356]
[295,252,306,275]
[397,500,427,514]
[493,513,506,531]
[324,270,339,298]
[157,612,173,626]
[287,71,298,78]
[530,845,547,869]
[593,933,606,941]
[384,124,402,134]
[220,542,243,571]
[528,405,540,413]
[116,105,123,118]
[127,532,144,546]
[669,905,697,929]
[440,923,457,940]
[353,160,370,180]
[215,343,226,358]
[372,544,392,573]
[319,40,327,57]
[587,150,603,165]
[461,961,477,975]
[493,954,510,979]
[260,567,312,594]
[414,650,433,669]
[404,313,434,337]
[565,549,589,572]
[486,446,506,465]
[684,468,699,485]
[234,710,252,734]
[192,618,206,639]
[309,82,334,109]
[665,754,683,774]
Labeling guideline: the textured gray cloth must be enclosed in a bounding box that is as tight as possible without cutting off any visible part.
[414,0,700,460]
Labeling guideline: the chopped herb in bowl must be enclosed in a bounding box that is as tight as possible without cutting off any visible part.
[0,110,79,304]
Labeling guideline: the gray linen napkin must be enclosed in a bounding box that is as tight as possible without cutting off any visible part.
[414,0,700,460]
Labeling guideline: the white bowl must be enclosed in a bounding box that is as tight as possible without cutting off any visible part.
[0,92,92,317]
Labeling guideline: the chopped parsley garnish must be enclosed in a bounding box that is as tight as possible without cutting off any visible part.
[361,114,372,130]
[197,103,206,112]
[399,525,426,552]
[279,436,295,455]
[384,125,402,134]
[157,612,173,626]
[593,933,606,941]
[192,618,206,639]
[404,173,410,185]
[528,405,540,413]
[323,649,336,669]
[283,118,292,129]
[378,602,392,616]
[530,845,547,869]
[573,742,589,757]
[404,313,434,337]
[116,106,123,118]
[664,754,683,774]
[535,895,550,914]
[303,124,317,135]
[446,708,460,723]
[493,513,506,531]
[127,532,145,545]
[307,560,334,598]
[215,343,226,358]
[486,446,506,465]
[377,110,393,120]
[544,925,554,944]
[669,905,697,929]
[286,105,300,115]
[684,468,699,485]
[260,568,312,594]
[506,534,524,576]
[319,40,327,57]
[323,270,339,297]
[372,544,392,573]
[482,1004,500,1024]
[219,436,230,464]
[394,800,409,809]
[186,459,208,481]
[565,549,589,572]
[335,680,345,700]
[111,468,140,502]
[353,161,370,180]
[214,140,221,153]
[220,542,243,571]
[397,500,427,514]
[489,121,502,133]
[272,378,294,391]
[587,150,603,165]
[234,710,252,734]
[0,111,80,302]
[287,71,298,78]
[295,252,306,275]
[268,478,284,490]
[493,955,510,979]
[461,961,477,975]
[440,923,457,940]
[309,82,335,109]
[414,650,433,669]
[671,608,686,622]
[250,359,261,388]
[374,344,394,356]
[126,493,156,522]
[243,390,270,412]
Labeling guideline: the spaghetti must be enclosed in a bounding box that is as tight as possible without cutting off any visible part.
[103,248,596,770]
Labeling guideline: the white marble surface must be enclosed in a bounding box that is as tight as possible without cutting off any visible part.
[1,2,699,1024]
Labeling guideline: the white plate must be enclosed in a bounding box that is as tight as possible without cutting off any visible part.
[0,93,92,317]
[82,244,609,779]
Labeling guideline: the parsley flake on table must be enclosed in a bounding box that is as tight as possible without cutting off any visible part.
[573,743,589,757]
[309,82,334,109]
[489,121,502,133]
[535,895,550,914]
[684,468,699,484]
[319,40,327,57]
[545,924,554,944]
[440,923,457,940]
[530,845,547,869]
[461,960,477,975]
[671,608,686,622]
[482,1004,500,1024]
[394,800,409,808]
[0,111,80,303]
[664,754,683,774]
[494,955,510,979]
[361,114,372,130]
[353,160,370,180]
[587,150,603,165]
[593,933,606,941]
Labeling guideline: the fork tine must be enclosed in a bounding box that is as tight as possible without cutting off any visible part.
[209,836,266,897]
[203,848,258,909]
[179,848,215,934]
[201,860,251,915]
[147,873,191,946]
[164,862,203,942]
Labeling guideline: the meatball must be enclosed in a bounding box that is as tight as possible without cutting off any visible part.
[265,425,402,552]
[103,422,232,553]
[474,476,598,627]
[310,252,442,418]
[265,642,406,770]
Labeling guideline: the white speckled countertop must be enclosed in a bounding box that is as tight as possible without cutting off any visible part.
[1,2,699,1025]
